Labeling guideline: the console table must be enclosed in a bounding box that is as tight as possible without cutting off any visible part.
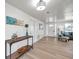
[5,36,33,59]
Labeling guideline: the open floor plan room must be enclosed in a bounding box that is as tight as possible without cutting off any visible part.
[5,0,73,59]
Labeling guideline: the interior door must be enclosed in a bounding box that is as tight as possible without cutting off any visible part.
[46,24,56,37]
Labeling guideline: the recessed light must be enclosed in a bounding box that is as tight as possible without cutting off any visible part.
[49,24,54,27]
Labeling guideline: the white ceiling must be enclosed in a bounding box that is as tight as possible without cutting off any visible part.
[5,0,73,22]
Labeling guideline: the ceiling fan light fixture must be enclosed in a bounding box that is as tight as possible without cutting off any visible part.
[36,0,46,11]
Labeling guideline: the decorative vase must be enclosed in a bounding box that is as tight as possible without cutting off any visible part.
[11,33,17,39]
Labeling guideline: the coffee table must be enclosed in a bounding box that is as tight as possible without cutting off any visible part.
[58,36,69,42]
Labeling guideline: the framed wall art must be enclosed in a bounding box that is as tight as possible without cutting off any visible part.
[6,16,24,26]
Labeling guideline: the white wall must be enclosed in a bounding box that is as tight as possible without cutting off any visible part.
[5,3,45,56]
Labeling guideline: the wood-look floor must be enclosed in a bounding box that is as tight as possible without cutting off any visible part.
[19,37,73,59]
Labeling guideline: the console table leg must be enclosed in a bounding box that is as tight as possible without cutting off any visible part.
[10,44,11,59]
[32,37,33,49]
[27,39,29,48]
[5,42,7,59]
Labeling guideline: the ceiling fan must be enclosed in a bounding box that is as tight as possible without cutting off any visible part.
[36,0,46,11]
